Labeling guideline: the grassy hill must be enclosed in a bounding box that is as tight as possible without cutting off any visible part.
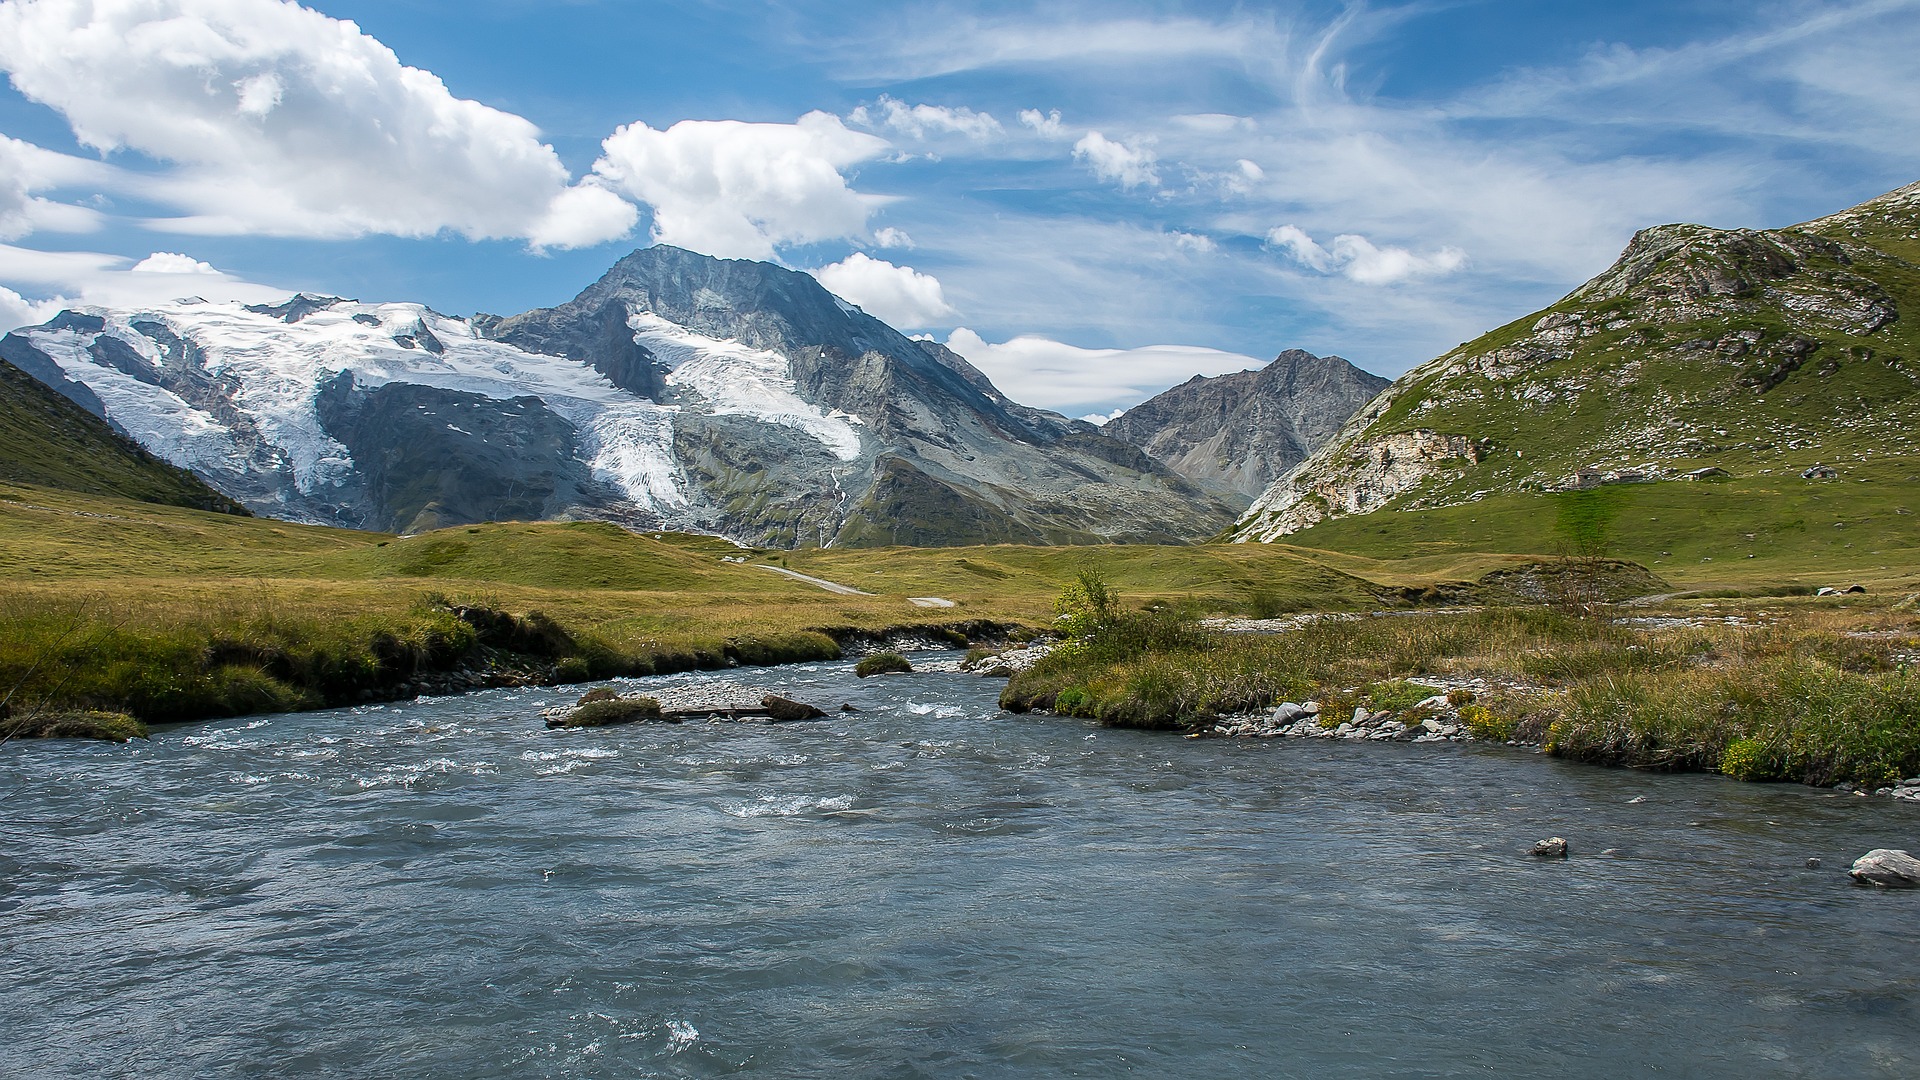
[1234,180,1920,564]
[0,481,1391,728]
[0,357,247,514]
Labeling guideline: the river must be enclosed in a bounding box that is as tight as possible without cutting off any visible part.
[2,654,1916,1077]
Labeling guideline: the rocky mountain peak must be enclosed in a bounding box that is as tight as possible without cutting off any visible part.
[1103,348,1388,504]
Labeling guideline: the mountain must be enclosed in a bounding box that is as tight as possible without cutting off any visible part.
[0,246,1233,545]
[0,352,246,514]
[1102,349,1389,505]
[1232,180,1920,544]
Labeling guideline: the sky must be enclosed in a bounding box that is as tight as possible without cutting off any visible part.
[0,0,1917,420]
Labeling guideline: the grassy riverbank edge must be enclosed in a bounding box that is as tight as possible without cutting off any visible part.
[999,587,1920,789]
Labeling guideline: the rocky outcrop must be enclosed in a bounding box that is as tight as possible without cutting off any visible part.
[1231,179,1920,542]
[1103,349,1388,504]
[1236,430,1482,540]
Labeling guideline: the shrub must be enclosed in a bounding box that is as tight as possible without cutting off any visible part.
[1053,686,1092,716]
[552,656,592,683]
[1720,737,1774,781]
[1459,704,1516,742]
[577,686,619,706]
[560,696,662,728]
[856,652,913,677]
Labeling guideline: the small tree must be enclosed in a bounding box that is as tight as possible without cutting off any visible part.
[1054,569,1117,640]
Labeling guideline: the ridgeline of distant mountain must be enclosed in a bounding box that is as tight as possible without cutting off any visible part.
[1103,350,1389,506]
[0,246,1235,546]
[1233,180,1920,546]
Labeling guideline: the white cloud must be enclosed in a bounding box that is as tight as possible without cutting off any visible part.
[1169,231,1216,254]
[592,111,890,261]
[852,96,1002,140]
[1019,109,1066,138]
[0,242,287,322]
[0,283,62,332]
[812,253,957,329]
[1073,132,1159,190]
[944,327,1262,412]
[872,226,914,249]
[131,251,219,275]
[0,0,635,249]
[0,134,106,240]
[1080,408,1126,426]
[1267,225,1467,285]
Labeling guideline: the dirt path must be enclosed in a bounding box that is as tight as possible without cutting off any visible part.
[754,565,874,596]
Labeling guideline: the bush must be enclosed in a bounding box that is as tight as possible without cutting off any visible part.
[560,696,662,728]
[1459,704,1516,742]
[577,686,619,706]
[552,656,592,683]
[1720,737,1774,781]
[856,652,913,677]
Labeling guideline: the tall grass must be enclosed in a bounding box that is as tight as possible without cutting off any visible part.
[1004,589,1920,786]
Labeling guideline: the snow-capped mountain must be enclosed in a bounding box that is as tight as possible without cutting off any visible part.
[1,246,1235,544]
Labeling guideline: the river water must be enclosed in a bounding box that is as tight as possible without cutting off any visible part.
[3,654,1917,1078]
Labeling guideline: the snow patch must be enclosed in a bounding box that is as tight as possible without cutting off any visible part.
[629,313,863,461]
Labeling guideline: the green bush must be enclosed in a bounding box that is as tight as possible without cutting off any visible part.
[560,696,662,728]
[1720,737,1774,780]
[856,652,914,677]
[1459,704,1516,742]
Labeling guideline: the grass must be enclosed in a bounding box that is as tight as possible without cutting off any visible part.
[556,697,663,729]
[1002,577,1920,786]
[0,357,247,515]
[854,652,913,677]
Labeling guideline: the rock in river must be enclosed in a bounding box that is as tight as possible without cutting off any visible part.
[1849,849,1920,888]
[1531,837,1570,859]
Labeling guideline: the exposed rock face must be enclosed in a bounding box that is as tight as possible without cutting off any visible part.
[1232,179,1920,543]
[1103,349,1389,504]
[1239,430,1482,537]
[3,246,1234,545]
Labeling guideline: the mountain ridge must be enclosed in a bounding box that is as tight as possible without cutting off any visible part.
[1104,349,1389,505]
[1,245,1236,546]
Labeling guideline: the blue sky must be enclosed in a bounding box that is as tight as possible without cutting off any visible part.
[0,0,1916,418]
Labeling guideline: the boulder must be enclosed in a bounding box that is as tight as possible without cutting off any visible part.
[1272,702,1313,724]
[762,695,827,722]
[1530,837,1570,859]
[1684,467,1731,480]
[1802,465,1839,479]
[1849,849,1920,888]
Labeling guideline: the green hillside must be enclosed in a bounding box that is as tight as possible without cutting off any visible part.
[0,356,247,514]
[1235,181,1920,560]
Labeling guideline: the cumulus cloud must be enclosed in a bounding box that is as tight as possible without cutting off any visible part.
[1267,225,1467,285]
[872,226,914,249]
[1019,108,1066,138]
[1073,132,1159,190]
[592,112,890,261]
[131,251,219,274]
[813,253,957,329]
[0,242,287,323]
[0,0,635,248]
[1169,231,1216,254]
[944,327,1262,413]
[851,96,1001,140]
[0,283,61,332]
